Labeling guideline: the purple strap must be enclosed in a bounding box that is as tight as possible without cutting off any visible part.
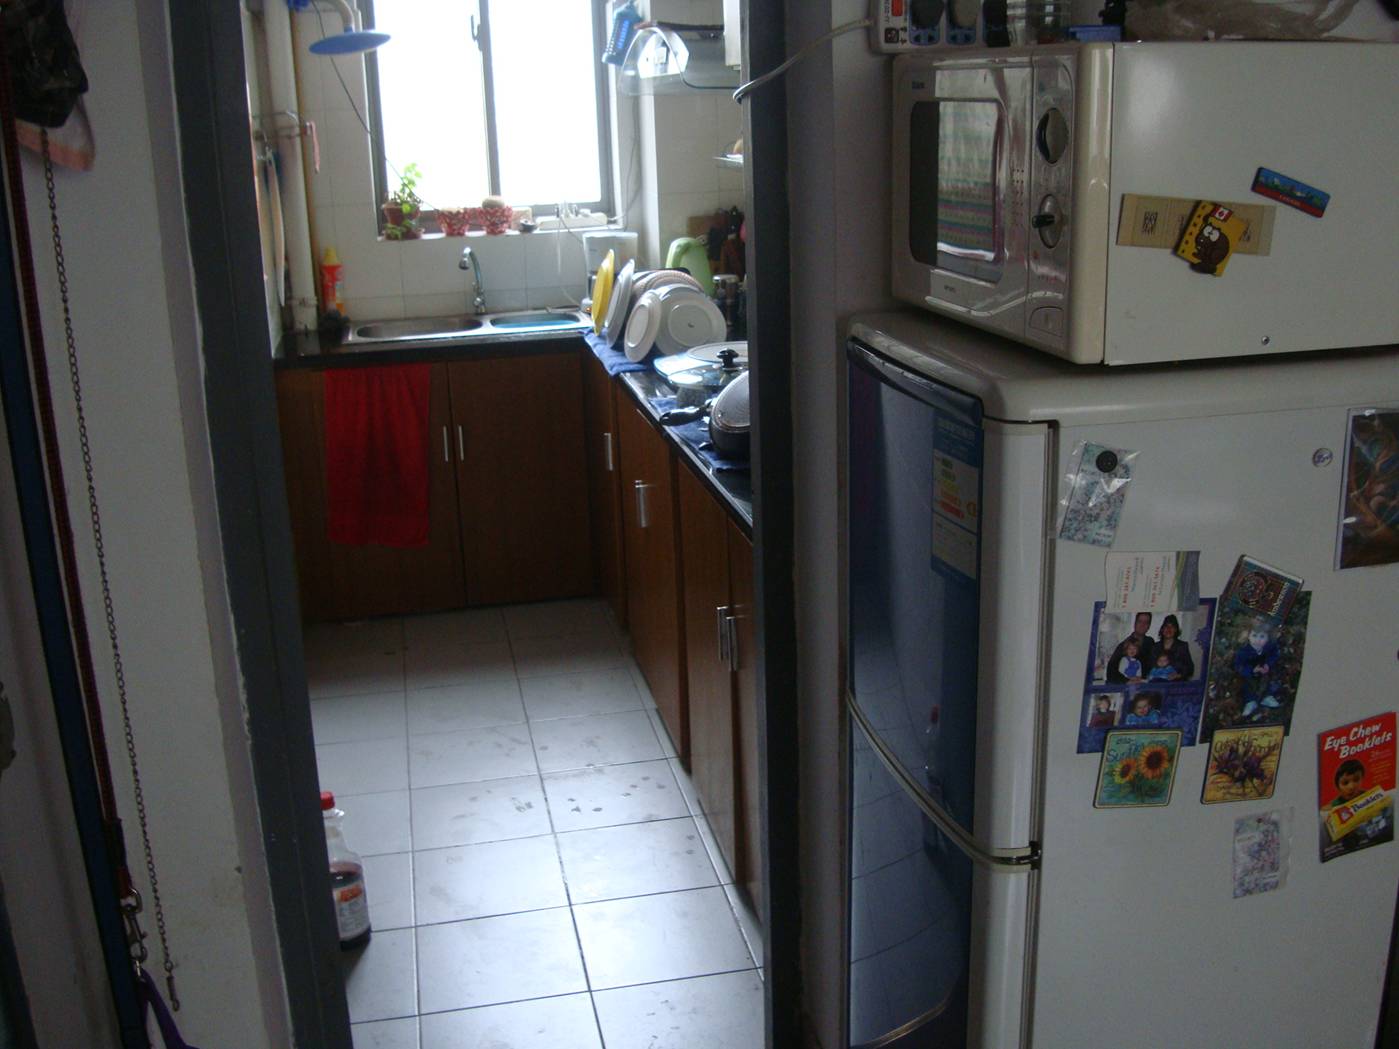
[137,971,202,1049]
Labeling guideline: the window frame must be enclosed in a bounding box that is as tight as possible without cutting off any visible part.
[363,0,614,229]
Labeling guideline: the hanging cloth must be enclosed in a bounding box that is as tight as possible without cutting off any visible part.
[324,364,433,547]
[137,971,203,1049]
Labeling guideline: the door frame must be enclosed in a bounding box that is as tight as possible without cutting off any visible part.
[166,1,801,1046]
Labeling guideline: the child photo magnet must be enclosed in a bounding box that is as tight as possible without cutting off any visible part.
[1317,713,1396,864]
[1201,725,1285,804]
[1200,592,1311,743]
[1094,729,1182,809]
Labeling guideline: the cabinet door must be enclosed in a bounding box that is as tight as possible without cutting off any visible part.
[449,350,593,606]
[583,352,627,628]
[617,400,687,761]
[727,520,762,922]
[679,466,737,875]
[275,365,466,621]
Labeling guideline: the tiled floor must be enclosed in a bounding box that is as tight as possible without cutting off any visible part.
[306,600,764,1049]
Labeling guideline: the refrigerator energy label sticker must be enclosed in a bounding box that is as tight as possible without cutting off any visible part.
[931,417,980,581]
[1317,713,1395,864]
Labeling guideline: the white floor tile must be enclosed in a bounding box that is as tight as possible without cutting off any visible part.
[339,790,413,856]
[542,760,688,833]
[404,608,507,648]
[362,852,414,931]
[308,648,405,699]
[692,809,735,886]
[416,909,587,1013]
[319,738,409,796]
[667,759,700,815]
[411,776,551,851]
[556,818,717,904]
[519,668,644,721]
[592,970,764,1049]
[650,710,679,758]
[573,887,754,990]
[312,691,408,744]
[341,926,416,1022]
[628,664,659,709]
[503,599,612,641]
[419,994,600,1049]
[352,1016,419,1049]
[406,639,516,690]
[407,680,525,735]
[413,835,567,924]
[512,634,628,679]
[530,711,662,773]
[409,725,538,788]
[723,882,763,971]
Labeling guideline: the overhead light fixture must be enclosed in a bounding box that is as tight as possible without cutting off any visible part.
[305,0,389,55]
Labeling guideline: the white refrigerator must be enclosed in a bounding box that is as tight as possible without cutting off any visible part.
[843,310,1399,1049]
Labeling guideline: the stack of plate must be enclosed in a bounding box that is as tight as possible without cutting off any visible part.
[623,282,728,363]
[600,267,719,353]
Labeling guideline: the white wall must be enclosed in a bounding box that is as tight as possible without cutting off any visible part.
[0,1,291,1045]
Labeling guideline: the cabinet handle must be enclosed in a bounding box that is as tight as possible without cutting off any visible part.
[716,605,731,666]
[634,480,653,529]
[457,424,465,462]
[603,432,615,472]
[725,612,739,672]
[442,426,450,463]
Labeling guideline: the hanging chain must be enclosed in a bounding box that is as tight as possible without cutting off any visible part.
[40,130,179,1010]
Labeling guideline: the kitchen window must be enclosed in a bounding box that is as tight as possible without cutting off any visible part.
[365,0,611,217]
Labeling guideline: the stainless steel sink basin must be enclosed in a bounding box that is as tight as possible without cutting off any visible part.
[343,309,588,349]
[352,317,485,341]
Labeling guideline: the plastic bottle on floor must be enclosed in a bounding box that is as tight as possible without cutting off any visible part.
[322,791,371,949]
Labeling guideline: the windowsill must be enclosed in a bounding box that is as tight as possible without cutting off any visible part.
[378,220,620,246]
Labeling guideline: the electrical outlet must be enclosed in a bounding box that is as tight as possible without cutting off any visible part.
[869,0,984,52]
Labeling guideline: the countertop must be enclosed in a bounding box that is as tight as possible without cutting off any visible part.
[274,325,754,531]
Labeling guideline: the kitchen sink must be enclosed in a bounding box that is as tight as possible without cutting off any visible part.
[343,309,588,349]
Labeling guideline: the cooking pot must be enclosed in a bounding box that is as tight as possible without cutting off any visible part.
[708,370,750,458]
[668,346,745,408]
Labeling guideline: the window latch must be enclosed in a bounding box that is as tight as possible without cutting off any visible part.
[470,14,485,49]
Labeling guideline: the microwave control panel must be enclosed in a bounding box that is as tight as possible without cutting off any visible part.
[870,0,989,52]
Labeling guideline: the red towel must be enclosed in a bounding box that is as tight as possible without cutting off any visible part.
[323,364,432,547]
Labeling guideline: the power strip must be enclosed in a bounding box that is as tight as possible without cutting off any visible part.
[869,0,990,52]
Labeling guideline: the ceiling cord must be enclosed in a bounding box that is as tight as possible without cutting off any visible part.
[732,17,872,103]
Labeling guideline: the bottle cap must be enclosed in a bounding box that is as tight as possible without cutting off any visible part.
[322,246,341,267]
[320,791,335,810]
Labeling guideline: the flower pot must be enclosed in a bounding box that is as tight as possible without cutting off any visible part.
[438,208,471,236]
[382,202,405,227]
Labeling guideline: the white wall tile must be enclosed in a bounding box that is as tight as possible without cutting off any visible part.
[319,52,370,115]
[402,292,470,319]
[400,235,470,296]
[658,190,724,248]
[468,234,527,291]
[524,232,586,294]
[334,204,403,298]
[526,286,580,310]
[487,289,528,312]
[343,295,405,322]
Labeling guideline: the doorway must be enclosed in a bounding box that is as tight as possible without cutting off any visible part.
[165,1,797,1047]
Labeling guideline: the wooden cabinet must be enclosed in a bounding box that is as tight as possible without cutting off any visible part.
[583,352,627,628]
[679,466,737,871]
[678,464,761,919]
[727,517,762,919]
[275,344,592,621]
[275,364,466,621]
[618,400,687,761]
[448,352,592,606]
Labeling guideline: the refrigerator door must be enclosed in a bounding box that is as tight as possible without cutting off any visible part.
[847,339,1047,857]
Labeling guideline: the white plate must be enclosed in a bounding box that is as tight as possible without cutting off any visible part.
[624,290,665,362]
[655,291,727,356]
[601,259,636,347]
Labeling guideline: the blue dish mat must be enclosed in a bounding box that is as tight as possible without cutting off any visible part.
[650,396,748,473]
[583,330,651,375]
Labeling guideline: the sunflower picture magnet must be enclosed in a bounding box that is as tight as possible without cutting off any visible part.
[1095,729,1183,808]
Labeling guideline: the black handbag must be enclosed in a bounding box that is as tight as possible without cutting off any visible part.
[3,0,87,128]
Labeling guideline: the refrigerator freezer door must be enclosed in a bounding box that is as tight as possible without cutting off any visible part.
[848,339,1048,855]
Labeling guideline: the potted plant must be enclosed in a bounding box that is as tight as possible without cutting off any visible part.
[382,162,424,240]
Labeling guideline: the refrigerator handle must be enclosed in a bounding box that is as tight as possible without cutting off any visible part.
[848,695,1039,871]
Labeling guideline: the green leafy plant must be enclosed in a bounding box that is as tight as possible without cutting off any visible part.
[382,162,424,240]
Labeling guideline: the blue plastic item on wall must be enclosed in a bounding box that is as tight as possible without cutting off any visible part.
[603,2,641,65]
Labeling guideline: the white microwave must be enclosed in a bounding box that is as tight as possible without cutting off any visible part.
[892,42,1399,366]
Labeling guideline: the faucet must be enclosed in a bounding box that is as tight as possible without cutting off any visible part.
[459,246,486,315]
